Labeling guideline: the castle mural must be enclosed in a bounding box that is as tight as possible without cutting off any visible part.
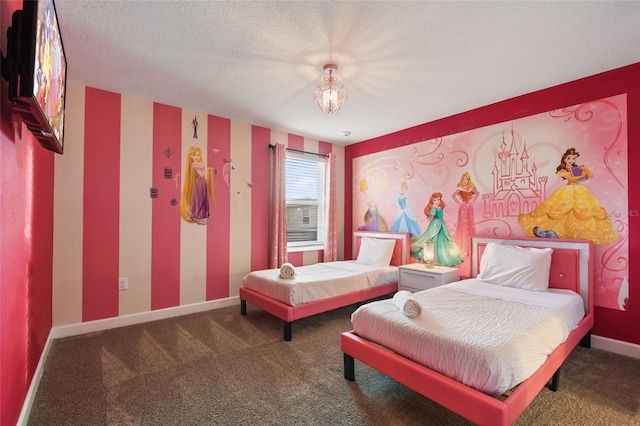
[482,129,548,219]
[352,94,629,311]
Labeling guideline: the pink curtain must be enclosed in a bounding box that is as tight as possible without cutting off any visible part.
[324,153,338,261]
[270,143,287,268]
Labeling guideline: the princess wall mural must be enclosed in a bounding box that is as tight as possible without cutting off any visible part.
[518,147,618,245]
[409,192,463,267]
[389,181,422,235]
[357,177,389,232]
[452,172,479,258]
[353,94,628,311]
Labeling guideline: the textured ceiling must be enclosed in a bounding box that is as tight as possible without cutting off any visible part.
[55,1,640,145]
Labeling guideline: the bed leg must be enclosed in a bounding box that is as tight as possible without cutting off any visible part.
[549,368,561,391]
[579,331,591,348]
[284,322,292,341]
[344,353,355,381]
[240,300,247,315]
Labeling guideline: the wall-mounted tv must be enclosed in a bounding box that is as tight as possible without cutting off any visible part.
[6,0,67,154]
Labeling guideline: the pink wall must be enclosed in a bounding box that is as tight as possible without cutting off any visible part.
[346,62,640,346]
[0,127,55,426]
[49,86,339,326]
[1,2,55,424]
[251,126,272,271]
[150,103,182,310]
[83,88,122,319]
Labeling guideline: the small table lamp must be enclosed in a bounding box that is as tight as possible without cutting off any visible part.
[423,241,435,269]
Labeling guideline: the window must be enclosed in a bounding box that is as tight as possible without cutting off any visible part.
[285,153,326,248]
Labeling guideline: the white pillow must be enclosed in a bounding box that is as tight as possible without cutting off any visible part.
[477,243,553,291]
[356,237,396,267]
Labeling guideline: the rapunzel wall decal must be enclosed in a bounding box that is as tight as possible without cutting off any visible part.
[181,146,215,225]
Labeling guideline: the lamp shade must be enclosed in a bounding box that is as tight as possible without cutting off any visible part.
[423,241,435,268]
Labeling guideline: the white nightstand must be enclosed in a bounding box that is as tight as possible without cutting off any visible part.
[398,263,460,292]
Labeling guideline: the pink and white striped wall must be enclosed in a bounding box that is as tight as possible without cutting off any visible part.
[53,83,344,326]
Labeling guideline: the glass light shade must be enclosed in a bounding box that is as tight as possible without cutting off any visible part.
[314,64,346,115]
[423,241,435,268]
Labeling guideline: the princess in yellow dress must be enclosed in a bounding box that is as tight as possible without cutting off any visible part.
[518,147,617,245]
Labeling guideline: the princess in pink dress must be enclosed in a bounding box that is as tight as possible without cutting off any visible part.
[452,172,478,258]
[180,146,215,224]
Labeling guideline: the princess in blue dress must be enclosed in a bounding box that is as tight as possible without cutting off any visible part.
[389,181,422,235]
[410,192,463,267]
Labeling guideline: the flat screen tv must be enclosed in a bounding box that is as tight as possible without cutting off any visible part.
[8,0,67,154]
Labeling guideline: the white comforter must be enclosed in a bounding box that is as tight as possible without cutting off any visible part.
[350,279,585,395]
[242,261,398,306]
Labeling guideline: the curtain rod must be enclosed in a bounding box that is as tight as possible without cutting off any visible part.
[268,143,329,158]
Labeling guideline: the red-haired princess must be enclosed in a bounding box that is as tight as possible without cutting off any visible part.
[518,147,617,245]
[410,192,463,267]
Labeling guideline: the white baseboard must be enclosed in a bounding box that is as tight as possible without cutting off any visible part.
[17,296,240,425]
[592,334,640,359]
[50,296,240,339]
[17,331,55,426]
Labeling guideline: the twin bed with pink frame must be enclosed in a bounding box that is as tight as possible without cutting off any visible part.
[240,231,411,341]
[240,232,593,423]
[341,236,594,425]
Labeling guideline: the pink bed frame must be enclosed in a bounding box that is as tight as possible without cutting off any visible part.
[240,231,410,341]
[342,236,594,426]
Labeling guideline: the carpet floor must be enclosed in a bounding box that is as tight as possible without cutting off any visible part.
[28,303,640,425]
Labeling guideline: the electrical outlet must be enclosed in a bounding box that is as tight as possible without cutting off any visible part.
[118,277,128,291]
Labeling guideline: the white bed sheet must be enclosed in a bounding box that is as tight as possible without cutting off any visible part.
[350,279,585,395]
[242,261,398,306]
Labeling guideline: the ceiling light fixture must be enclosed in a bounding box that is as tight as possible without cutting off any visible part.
[314,63,346,115]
